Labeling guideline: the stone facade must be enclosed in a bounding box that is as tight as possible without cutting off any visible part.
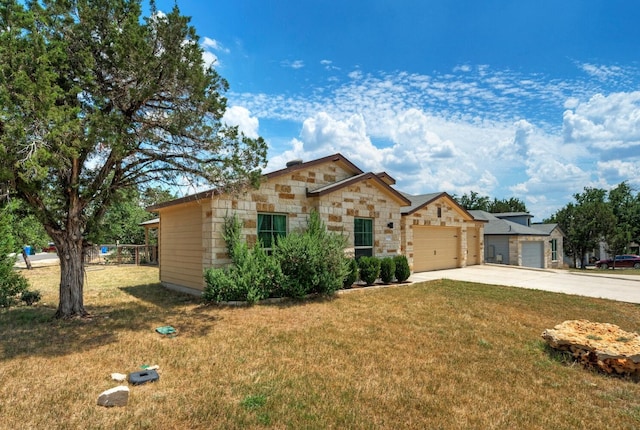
[149,153,486,293]
[202,157,407,269]
[402,194,484,271]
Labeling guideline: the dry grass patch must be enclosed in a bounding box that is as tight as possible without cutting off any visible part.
[2,265,640,429]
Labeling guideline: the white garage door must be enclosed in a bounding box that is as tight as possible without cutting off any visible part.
[413,226,459,272]
[521,242,544,268]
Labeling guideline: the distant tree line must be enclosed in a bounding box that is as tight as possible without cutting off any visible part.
[545,182,640,269]
[454,191,528,213]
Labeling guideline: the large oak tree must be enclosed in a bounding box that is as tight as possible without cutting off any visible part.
[0,0,267,318]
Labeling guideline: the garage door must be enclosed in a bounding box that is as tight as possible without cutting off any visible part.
[466,227,480,266]
[413,226,459,272]
[521,242,544,268]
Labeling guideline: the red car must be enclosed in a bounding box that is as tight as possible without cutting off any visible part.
[595,254,640,269]
[42,242,57,253]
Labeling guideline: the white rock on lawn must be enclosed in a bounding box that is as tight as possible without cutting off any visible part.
[97,385,129,407]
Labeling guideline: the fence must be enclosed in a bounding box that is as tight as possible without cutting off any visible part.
[84,244,158,266]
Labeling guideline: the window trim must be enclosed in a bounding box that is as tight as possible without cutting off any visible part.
[354,217,374,258]
[257,213,287,250]
[551,238,558,261]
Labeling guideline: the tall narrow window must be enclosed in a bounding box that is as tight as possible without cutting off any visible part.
[354,218,373,258]
[551,238,558,261]
[257,213,287,250]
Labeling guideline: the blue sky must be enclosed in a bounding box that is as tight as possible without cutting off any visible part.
[156,0,640,220]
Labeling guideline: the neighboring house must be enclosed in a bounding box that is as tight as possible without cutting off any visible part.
[147,153,485,295]
[470,211,564,269]
[401,192,486,271]
[531,223,565,269]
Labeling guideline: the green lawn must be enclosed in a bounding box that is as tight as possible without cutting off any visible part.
[2,265,640,429]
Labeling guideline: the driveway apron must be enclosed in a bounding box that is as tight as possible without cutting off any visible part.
[409,264,640,304]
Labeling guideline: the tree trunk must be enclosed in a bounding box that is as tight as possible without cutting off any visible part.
[54,230,88,319]
[21,248,32,270]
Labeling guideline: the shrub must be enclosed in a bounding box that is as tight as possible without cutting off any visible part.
[358,256,380,285]
[274,211,349,297]
[203,215,283,304]
[394,255,411,282]
[379,257,396,284]
[0,207,29,307]
[343,258,359,288]
[20,290,41,306]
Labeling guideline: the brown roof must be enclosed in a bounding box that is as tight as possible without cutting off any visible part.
[307,172,411,205]
[147,153,362,211]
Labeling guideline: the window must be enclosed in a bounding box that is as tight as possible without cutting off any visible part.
[437,207,442,218]
[551,239,558,261]
[257,213,287,249]
[354,218,373,258]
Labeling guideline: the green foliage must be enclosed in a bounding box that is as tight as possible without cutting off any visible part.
[456,191,528,213]
[549,187,617,268]
[87,187,156,245]
[0,0,267,318]
[204,211,348,302]
[0,206,29,307]
[379,257,396,284]
[20,290,41,306]
[358,256,381,286]
[393,255,411,282]
[343,258,359,288]
[274,211,349,297]
[203,216,282,304]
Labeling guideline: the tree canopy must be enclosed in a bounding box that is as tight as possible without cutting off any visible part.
[546,185,636,268]
[0,0,268,318]
[455,191,528,213]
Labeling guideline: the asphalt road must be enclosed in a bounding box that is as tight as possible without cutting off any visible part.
[409,264,640,304]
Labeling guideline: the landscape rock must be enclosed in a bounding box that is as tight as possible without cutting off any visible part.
[97,385,129,407]
[542,319,640,377]
[111,372,127,382]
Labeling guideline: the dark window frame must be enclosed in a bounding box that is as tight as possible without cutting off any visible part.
[257,213,287,250]
[354,217,374,258]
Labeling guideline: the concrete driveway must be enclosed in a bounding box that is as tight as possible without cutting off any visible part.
[408,264,640,304]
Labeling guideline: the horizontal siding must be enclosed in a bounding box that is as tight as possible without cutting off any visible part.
[160,204,204,291]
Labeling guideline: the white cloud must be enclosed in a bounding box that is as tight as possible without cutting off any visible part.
[228,62,640,219]
[222,106,260,139]
[281,60,305,69]
[579,63,623,81]
[562,91,640,149]
[202,37,229,53]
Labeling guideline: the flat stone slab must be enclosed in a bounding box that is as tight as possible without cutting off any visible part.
[97,385,129,407]
[542,319,640,376]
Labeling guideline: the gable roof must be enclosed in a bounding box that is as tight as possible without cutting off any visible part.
[147,153,361,211]
[470,210,548,236]
[264,153,363,180]
[400,191,478,221]
[532,223,564,236]
[307,172,411,205]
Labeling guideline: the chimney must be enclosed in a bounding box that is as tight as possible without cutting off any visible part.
[286,159,303,168]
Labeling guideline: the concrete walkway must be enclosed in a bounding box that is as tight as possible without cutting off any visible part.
[408,264,640,304]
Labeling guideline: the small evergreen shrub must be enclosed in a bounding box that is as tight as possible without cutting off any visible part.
[394,255,411,282]
[0,207,30,307]
[274,211,349,297]
[379,257,396,284]
[20,290,41,306]
[343,258,359,288]
[203,215,283,304]
[358,256,380,285]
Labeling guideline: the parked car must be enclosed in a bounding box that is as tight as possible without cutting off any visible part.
[595,254,640,269]
[42,242,57,253]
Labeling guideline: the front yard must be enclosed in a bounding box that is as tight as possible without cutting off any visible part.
[2,265,640,429]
